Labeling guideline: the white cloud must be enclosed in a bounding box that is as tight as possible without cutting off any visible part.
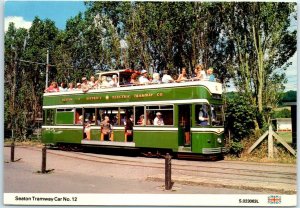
[5,16,32,32]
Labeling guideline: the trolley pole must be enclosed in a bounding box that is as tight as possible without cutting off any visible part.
[10,141,15,162]
[165,153,172,190]
[41,146,47,173]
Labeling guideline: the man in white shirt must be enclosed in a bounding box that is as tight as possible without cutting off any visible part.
[154,112,164,126]
[139,70,150,84]
[109,74,118,87]
[162,70,174,83]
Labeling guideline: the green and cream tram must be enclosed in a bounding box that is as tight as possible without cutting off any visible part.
[42,70,225,157]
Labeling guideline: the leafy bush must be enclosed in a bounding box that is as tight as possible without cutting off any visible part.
[225,94,256,141]
[228,141,244,157]
[272,108,291,118]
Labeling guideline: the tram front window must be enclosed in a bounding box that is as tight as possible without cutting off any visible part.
[211,105,224,126]
[196,104,210,126]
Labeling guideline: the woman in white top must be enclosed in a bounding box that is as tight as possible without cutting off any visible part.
[194,64,206,80]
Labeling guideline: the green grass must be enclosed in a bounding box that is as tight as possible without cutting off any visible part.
[225,131,296,164]
[277,132,292,144]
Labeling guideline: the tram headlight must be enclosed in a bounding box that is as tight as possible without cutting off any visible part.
[217,137,222,144]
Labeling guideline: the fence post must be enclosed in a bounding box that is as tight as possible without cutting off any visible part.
[165,153,172,190]
[268,125,274,158]
[41,146,47,173]
[10,142,15,162]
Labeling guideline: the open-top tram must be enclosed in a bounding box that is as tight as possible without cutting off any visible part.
[42,70,225,158]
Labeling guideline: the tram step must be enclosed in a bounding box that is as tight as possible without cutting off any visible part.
[178,146,191,152]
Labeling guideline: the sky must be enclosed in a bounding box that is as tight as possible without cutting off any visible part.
[4,1,86,31]
[3,1,298,92]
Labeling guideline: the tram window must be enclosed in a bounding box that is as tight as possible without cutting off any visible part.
[97,107,119,126]
[119,107,134,126]
[75,108,83,124]
[44,109,54,125]
[57,108,73,112]
[145,110,155,125]
[211,105,224,126]
[145,105,174,126]
[160,105,173,109]
[195,104,210,126]
[56,108,74,125]
[146,106,157,110]
[135,106,145,125]
[84,108,96,125]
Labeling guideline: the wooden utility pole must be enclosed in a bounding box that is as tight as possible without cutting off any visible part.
[45,49,49,88]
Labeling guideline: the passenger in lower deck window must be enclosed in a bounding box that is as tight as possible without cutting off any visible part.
[84,122,91,140]
[125,115,134,142]
[77,115,83,124]
[137,114,145,125]
[154,112,164,126]
[100,116,113,141]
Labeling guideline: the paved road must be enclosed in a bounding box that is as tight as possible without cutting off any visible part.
[4,146,296,194]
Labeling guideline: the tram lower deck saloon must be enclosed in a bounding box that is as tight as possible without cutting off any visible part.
[42,80,225,155]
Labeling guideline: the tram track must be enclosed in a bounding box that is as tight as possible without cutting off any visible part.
[11,146,296,187]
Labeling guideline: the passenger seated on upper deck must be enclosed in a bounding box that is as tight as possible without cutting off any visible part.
[198,105,209,126]
[194,64,206,81]
[109,75,118,87]
[162,70,175,83]
[130,73,139,85]
[76,83,81,90]
[88,76,96,89]
[81,77,90,92]
[101,76,110,88]
[59,82,68,92]
[44,81,59,93]
[68,82,75,91]
[94,77,101,89]
[139,70,150,84]
[151,72,161,84]
[206,67,216,82]
[176,67,188,83]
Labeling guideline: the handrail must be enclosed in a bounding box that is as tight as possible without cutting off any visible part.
[43,79,222,95]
